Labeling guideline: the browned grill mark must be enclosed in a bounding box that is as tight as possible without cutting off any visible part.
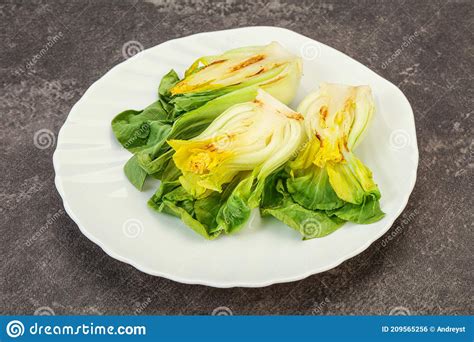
[285,112,304,121]
[249,68,265,77]
[201,59,227,70]
[259,75,285,86]
[230,55,265,72]
[319,106,328,121]
[205,144,218,152]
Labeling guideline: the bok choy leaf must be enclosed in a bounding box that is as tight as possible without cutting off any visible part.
[149,89,305,239]
[261,83,384,239]
[112,42,302,189]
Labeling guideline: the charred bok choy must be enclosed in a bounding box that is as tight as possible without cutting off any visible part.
[111,40,385,241]
[111,42,302,190]
[148,89,305,239]
[261,83,384,239]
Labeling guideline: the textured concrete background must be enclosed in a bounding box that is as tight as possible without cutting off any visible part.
[1,0,473,315]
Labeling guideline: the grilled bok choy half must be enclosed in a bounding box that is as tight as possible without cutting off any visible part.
[261,83,384,239]
[149,89,305,239]
[170,41,302,112]
[111,42,302,189]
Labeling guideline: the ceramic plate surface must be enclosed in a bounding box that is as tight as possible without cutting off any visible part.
[53,26,418,287]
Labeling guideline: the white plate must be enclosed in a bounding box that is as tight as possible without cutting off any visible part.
[53,26,418,287]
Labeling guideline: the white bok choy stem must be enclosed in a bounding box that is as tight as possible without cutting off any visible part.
[171,42,303,105]
[294,82,380,206]
[168,89,305,198]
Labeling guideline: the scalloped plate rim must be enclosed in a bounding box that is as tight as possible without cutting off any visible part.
[53,26,419,288]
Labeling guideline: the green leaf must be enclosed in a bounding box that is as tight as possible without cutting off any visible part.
[326,152,381,205]
[123,155,148,191]
[158,69,180,101]
[110,69,178,189]
[261,191,345,240]
[194,193,222,232]
[111,100,172,153]
[260,167,287,209]
[171,88,230,114]
[216,174,254,234]
[287,164,345,210]
[147,180,220,239]
[328,194,385,224]
[169,86,260,140]
[149,196,221,240]
[136,86,260,176]
[261,173,346,239]
[148,172,257,239]
[159,158,181,183]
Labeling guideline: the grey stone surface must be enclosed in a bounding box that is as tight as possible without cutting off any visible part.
[1,0,473,315]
